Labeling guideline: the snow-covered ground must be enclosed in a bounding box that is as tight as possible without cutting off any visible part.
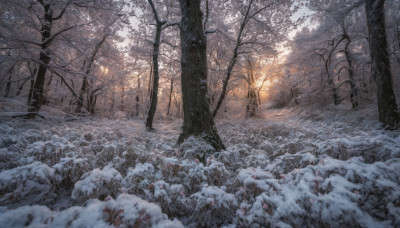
[0,98,399,227]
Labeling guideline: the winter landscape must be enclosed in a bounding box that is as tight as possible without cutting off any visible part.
[1,0,400,227]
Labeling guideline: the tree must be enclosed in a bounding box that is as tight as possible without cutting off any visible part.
[285,0,372,108]
[365,0,400,128]
[75,33,109,114]
[212,0,298,117]
[27,0,76,118]
[144,0,178,130]
[177,0,225,151]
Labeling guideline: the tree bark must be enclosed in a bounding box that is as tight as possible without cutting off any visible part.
[177,0,225,151]
[365,0,400,128]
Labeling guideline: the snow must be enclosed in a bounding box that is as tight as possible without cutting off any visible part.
[0,101,400,227]
[0,195,183,228]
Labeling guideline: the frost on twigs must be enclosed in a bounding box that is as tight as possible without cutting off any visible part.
[125,163,155,194]
[26,136,75,166]
[53,156,93,185]
[189,186,238,227]
[0,194,183,228]
[0,161,61,206]
[72,165,123,202]
[179,136,215,163]
[236,157,400,227]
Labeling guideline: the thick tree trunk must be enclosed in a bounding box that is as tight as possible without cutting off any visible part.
[27,3,53,118]
[28,52,51,116]
[177,0,225,151]
[366,0,400,128]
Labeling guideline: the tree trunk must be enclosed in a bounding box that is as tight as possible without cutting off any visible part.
[325,58,340,106]
[167,77,173,116]
[4,72,12,97]
[246,88,258,118]
[27,68,36,105]
[342,25,359,109]
[110,89,115,116]
[42,74,53,106]
[177,0,225,151]
[27,3,53,117]
[87,91,97,115]
[76,60,87,114]
[120,84,125,111]
[146,0,166,130]
[148,60,153,103]
[16,78,30,96]
[135,74,141,117]
[245,64,258,118]
[76,76,87,113]
[91,94,97,114]
[135,95,140,117]
[366,0,400,128]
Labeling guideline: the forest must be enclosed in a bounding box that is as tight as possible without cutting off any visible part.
[0,0,399,227]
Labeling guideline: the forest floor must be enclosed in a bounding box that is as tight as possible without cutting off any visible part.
[0,97,399,227]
